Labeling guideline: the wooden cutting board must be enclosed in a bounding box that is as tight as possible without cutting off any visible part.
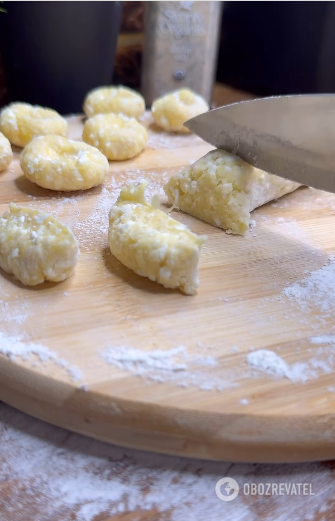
[1,114,335,463]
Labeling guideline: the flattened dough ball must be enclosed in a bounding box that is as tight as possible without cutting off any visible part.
[20,135,109,191]
[0,103,68,148]
[83,86,145,119]
[0,132,13,172]
[82,114,148,161]
[0,203,79,286]
[152,89,209,133]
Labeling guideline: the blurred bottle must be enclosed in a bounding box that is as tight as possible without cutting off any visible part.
[142,1,222,106]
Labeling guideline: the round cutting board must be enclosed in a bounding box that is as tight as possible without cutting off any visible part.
[1,114,335,463]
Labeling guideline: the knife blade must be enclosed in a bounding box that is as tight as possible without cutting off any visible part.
[185,94,335,194]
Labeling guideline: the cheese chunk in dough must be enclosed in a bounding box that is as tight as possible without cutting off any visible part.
[108,181,206,295]
[164,149,300,235]
[0,204,79,286]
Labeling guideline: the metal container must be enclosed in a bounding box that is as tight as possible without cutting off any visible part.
[142,1,222,106]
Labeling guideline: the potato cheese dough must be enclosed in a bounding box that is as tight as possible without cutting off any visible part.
[108,181,206,295]
[152,89,209,133]
[0,103,68,148]
[82,113,147,161]
[0,132,13,172]
[164,149,300,235]
[83,86,145,119]
[20,135,109,191]
[0,204,79,286]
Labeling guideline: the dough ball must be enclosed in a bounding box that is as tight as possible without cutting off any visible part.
[109,181,205,295]
[152,89,209,133]
[83,86,145,119]
[0,203,79,286]
[0,132,13,172]
[82,113,148,161]
[20,135,109,191]
[0,103,68,148]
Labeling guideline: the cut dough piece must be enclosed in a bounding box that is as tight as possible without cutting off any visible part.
[0,103,68,148]
[0,132,13,172]
[83,86,145,119]
[108,181,206,295]
[0,203,79,286]
[82,114,148,160]
[152,89,209,133]
[164,149,301,235]
[20,135,109,191]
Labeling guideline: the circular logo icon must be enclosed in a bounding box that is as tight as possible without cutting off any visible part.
[215,477,240,502]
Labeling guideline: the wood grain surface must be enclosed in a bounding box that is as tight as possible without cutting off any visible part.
[1,400,334,521]
[1,104,335,464]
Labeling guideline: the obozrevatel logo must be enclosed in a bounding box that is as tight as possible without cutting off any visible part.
[215,477,240,502]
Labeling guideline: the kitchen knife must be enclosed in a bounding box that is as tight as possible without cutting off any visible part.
[185,94,335,193]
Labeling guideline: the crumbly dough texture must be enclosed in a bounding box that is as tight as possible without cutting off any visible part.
[108,181,206,294]
[0,203,79,286]
[152,89,209,133]
[20,135,109,191]
[83,114,148,161]
[83,86,145,119]
[164,149,300,235]
[0,132,13,172]
[0,103,68,148]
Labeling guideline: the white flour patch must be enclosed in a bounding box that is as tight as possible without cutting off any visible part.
[282,258,335,314]
[310,335,335,345]
[247,349,313,383]
[246,340,335,383]
[0,402,333,521]
[0,298,29,325]
[255,215,306,240]
[247,349,290,378]
[102,345,188,373]
[101,345,223,390]
[0,331,83,382]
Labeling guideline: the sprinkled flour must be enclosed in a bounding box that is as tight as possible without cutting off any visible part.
[0,331,83,382]
[101,345,220,389]
[246,349,327,383]
[0,402,334,521]
[247,349,290,378]
[310,335,335,345]
[283,257,335,314]
[102,345,188,373]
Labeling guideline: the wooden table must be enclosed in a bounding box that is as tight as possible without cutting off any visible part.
[1,84,335,519]
[1,400,335,521]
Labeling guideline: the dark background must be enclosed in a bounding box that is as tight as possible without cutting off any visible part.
[217,2,335,96]
[1,1,335,109]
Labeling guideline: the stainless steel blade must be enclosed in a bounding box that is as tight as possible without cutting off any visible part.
[185,94,335,193]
